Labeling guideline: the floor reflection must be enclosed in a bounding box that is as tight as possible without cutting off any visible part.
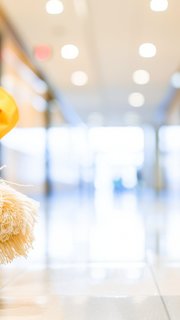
[29,189,180,264]
[1,189,180,319]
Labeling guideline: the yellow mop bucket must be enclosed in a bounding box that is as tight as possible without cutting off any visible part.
[0,87,39,264]
[0,87,19,139]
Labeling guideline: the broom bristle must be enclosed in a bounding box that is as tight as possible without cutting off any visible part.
[0,182,39,264]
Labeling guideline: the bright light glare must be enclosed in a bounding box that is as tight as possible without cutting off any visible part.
[122,167,137,189]
[128,93,145,107]
[71,71,88,86]
[1,128,46,155]
[90,215,145,260]
[166,213,180,259]
[150,0,168,12]
[139,43,156,58]
[61,44,79,59]
[46,0,64,14]
[89,127,144,153]
[171,72,180,88]
[159,126,180,151]
[133,70,150,85]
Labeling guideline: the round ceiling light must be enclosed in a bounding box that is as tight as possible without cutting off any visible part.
[133,69,150,85]
[139,43,156,58]
[71,71,88,86]
[46,0,64,14]
[61,44,79,59]
[128,92,145,107]
[150,0,168,12]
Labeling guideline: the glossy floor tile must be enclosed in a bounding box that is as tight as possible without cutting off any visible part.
[30,190,180,264]
[162,297,180,320]
[151,263,180,295]
[1,190,180,318]
[0,263,27,290]
[0,295,169,320]
[1,263,158,297]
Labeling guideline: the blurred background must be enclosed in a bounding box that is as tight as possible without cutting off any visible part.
[0,0,180,265]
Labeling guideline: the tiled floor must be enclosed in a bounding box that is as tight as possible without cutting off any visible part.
[1,189,180,319]
[0,263,172,319]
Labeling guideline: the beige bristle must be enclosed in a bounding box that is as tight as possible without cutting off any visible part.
[0,181,39,264]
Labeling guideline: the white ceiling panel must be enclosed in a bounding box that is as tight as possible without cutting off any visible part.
[1,0,180,125]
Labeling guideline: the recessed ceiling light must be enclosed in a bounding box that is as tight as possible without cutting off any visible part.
[139,43,156,58]
[61,44,79,59]
[71,71,88,86]
[150,0,168,12]
[133,70,150,85]
[128,92,145,107]
[171,72,180,88]
[34,45,52,61]
[46,0,64,14]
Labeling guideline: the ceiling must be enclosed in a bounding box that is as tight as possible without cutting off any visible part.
[0,0,180,126]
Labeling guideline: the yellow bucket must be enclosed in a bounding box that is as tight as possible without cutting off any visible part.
[0,87,19,139]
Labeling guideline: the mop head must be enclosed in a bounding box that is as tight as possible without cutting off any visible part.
[0,180,39,264]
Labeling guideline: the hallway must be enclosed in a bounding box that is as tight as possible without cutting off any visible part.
[0,190,180,319]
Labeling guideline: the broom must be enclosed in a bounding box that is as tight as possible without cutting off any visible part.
[0,180,39,263]
[0,87,39,263]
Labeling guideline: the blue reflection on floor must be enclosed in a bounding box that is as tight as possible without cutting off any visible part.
[29,188,180,265]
